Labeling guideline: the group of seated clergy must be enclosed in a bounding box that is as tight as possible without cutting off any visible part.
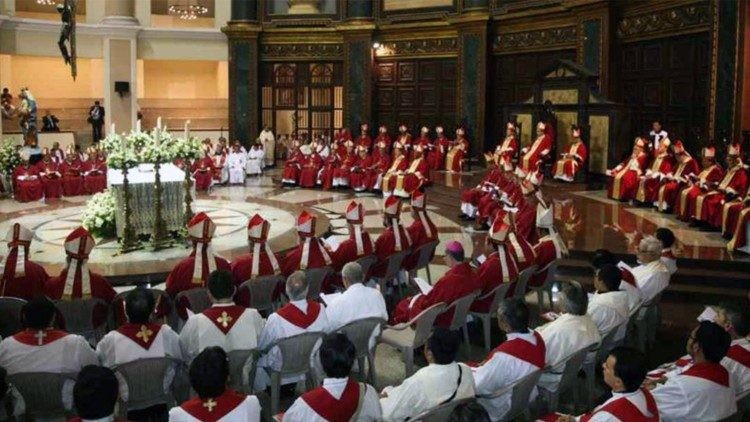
[12,145,107,202]
[188,138,267,191]
[606,138,750,253]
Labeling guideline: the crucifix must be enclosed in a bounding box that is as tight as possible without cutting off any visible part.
[34,330,47,346]
[56,0,77,80]
[216,311,233,328]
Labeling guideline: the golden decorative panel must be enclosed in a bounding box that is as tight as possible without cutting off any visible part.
[383,0,453,11]
[589,115,610,174]
[542,89,578,105]
[554,111,577,156]
[516,113,533,147]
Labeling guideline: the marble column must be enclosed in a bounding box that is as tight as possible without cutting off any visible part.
[341,27,375,129]
[574,3,612,96]
[101,0,138,136]
[346,0,373,19]
[453,14,490,152]
[710,0,742,140]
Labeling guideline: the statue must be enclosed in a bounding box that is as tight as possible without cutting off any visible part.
[17,88,37,146]
[56,2,72,65]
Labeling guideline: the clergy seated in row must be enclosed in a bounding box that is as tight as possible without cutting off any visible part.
[379,142,409,195]
[71,366,127,422]
[403,191,438,273]
[553,347,657,422]
[516,122,553,185]
[426,126,450,171]
[470,216,519,314]
[552,125,588,183]
[83,147,107,194]
[648,321,736,422]
[631,236,671,305]
[60,150,86,197]
[472,299,546,421]
[635,137,674,206]
[1,223,48,300]
[458,165,513,221]
[227,143,247,185]
[231,214,282,306]
[348,146,372,192]
[383,144,429,199]
[712,302,750,397]
[445,127,469,173]
[255,271,329,391]
[38,148,63,199]
[358,142,391,192]
[394,124,413,159]
[692,143,748,230]
[281,211,332,277]
[484,122,518,174]
[675,146,724,221]
[284,333,382,421]
[12,150,43,202]
[180,270,265,363]
[536,280,602,393]
[727,192,750,253]
[193,150,215,191]
[166,212,231,318]
[281,140,303,186]
[330,142,358,189]
[380,328,475,421]
[391,241,480,327]
[656,227,678,276]
[607,137,650,202]
[370,196,412,279]
[590,249,642,315]
[588,264,630,343]
[246,143,265,176]
[0,297,99,411]
[325,201,375,291]
[655,141,699,213]
[96,288,182,420]
[170,347,261,422]
[357,123,373,151]
[723,187,750,240]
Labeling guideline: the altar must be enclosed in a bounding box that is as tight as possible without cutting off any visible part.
[107,164,193,237]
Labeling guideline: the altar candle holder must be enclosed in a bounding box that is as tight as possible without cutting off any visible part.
[119,165,141,253]
[150,159,172,251]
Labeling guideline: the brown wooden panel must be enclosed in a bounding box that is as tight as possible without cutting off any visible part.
[643,82,662,107]
[397,87,416,107]
[419,86,437,107]
[398,62,415,82]
[377,63,395,82]
[377,88,395,107]
[669,78,693,106]
[442,61,457,80]
[419,61,439,81]
[642,44,662,70]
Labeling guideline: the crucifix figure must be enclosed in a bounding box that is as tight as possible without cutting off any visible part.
[203,398,217,412]
[34,330,47,346]
[56,2,72,65]
[136,325,153,344]
[216,311,233,328]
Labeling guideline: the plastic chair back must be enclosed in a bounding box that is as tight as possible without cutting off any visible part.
[304,267,333,299]
[0,297,26,338]
[447,291,480,331]
[112,289,174,328]
[411,397,476,422]
[480,282,513,316]
[354,255,377,279]
[383,249,410,283]
[412,240,439,272]
[504,369,543,420]
[227,349,258,394]
[556,346,589,394]
[8,372,74,419]
[413,302,447,347]
[338,317,386,358]
[175,288,212,316]
[54,297,108,340]
[271,331,325,376]
[513,265,538,299]
[114,357,178,411]
[239,275,284,313]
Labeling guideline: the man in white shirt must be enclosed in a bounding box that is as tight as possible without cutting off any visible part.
[714,301,750,398]
[97,288,182,420]
[180,269,265,363]
[631,236,671,304]
[557,347,658,421]
[0,297,98,410]
[473,298,546,420]
[169,347,261,421]
[649,120,668,153]
[72,365,122,422]
[284,333,382,421]
[650,321,736,422]
[656,227,678,276]
[591,249,642,315]
[588,264,630,342]
[537,280,602,392]
[259,126,276,168]
[255,270,329,390]
[380,327,475,421]
[326,262,388,351]
[227,143,247,185]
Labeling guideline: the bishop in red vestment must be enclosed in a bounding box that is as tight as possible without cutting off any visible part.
[83,148,107,194]
[404,191,438,272]
[349,146,373,192]
[332,142,357,188]
[380,142,409,195]
[12,152,43,202]
[675,147,724,221]
[427,126,450,170]
[396,124,413,158]
[391,145,429,198]
[374,125,392,153]
[552,125,588,182]
[445,127,469,173]
[0,223,48,300]
[485,122,518,173]
[192,150,214,192]
[357,123,372,151]
[59,150,85,196]
[231,214,282,307]
[470,216,519,312]
[656,140,700,213]
[694,144,749,229]
[371,196,413,279]
[281,211,333,277]
[635,138,674,206]
[325,201,376,290]
[516,122,552,181]
[298,146,323,188]
[37,148,63,199]
[607,138,650,201]
[367,141,391,192]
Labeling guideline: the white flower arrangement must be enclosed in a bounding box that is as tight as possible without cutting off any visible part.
[171,136,203,161]
[0,139,21,175]
[126,131,152,152]
[82,190,117,238]
[139,129,176,164]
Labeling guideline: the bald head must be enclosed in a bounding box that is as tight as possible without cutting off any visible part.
[286,270,308,301]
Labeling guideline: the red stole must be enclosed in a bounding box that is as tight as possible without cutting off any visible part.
[116,323,163,350]
[581,389,658,422]
[726,343,750,369]
[301,378,360,422]
[180,389,246,422]
[202,305,246,334]
[486,331,546,368]
[276,301,321,329]
[621,269,637,287]
[13,329,69,346]
[682,362,730,387]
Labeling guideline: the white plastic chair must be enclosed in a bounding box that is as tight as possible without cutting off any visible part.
[8,372,76,420]
[304,267,333,299]
[538,346,590,413]
[0,297,26,338]
[227,349,259,394]
[446,290,481,353]
[380,302,446,376]
[113,357,182,415]
[469,282,513,351]
[582,326,621,408]
[409,240,440,284]
[264,331,325,415]
[337,317,386,384]
[238,275,284,314]
[513,265,538,300]
[410,397,476,422]
[477,369,543,422]
[530,262,558,311]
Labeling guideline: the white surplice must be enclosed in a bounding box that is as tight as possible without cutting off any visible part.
[283,377,383,422]
[619,279,643,316]
[227,152,247,184]
[580,389,659,422]
[651,362,737,422]
[325,283,388,350]
[588,291,630,342]
[246,148,264,175]
[258,129,275,167]
[631,260,670,304]
[380,362,475,421]
[96,324,182,403]
[168,395,261,422]
[722,337,750,398]
[536,313,601,392]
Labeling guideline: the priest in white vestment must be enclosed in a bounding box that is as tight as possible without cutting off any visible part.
[255,271,330,390]
[650,321,737,422]
[713,302,750,398]
[588,264,630,343]
[631,236,671,304]
[473,298,546,421]
[380,328,475,421]
[227,143,247,185]
[590,248,643,315]
[536,280,601,392]
[246,143,264,176]
[0,297,98,410]
[259,126,276,168]
[179,269,265,363]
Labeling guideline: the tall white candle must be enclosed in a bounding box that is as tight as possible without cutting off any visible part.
[136,119,141,133]
[156,116,162,130]
[110,122,115,135]
[184,120,191,140]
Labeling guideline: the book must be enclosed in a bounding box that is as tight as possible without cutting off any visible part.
[616,261,633,273]
[697,306,717,322]
[476,254,487,264]
[412,277,433,295]
[323,235,341,252]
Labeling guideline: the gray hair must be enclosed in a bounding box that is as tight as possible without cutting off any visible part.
[560,280,588,316]
[637,235,662,262]
[285,271,308,301]
[341,262,364,285]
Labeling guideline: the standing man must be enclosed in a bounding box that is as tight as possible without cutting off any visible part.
[648,120,668,153]
[88,100,105,143]
[259,125,276,168]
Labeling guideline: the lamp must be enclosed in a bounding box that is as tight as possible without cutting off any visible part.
[168,0,208,20]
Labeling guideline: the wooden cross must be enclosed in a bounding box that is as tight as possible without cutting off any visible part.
[34,330,46,346]
[136,325,153,344]
[203,398,217,412]
[216,311,233,328]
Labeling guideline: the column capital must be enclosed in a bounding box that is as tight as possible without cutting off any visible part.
[221,21,262,39]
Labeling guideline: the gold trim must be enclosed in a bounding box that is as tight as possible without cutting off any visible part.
[708,0,719,136]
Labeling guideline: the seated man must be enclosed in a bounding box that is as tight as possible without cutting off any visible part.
[380,142,409,197]
[327,202,375,290]
[371,196,412,279]
[12,151,43,202]
[591,249,641,315]
[83,148,107,195]
[404,191,438,273]
[391,241,479,327]
[656,227,678,276]
[381,328,475,420]
[256,271,329,390]
[231,214,281,306]
[193,150,215,192]
[445,128,469,173]
[392,144,429,198]
[727,195,750,253]
[656,140,699,212]
[169,347,261,421]
[675,146,723,221]
[607,138,649,202]
[530,200,569,287]
[96,288,181,419]
[552,125,587,182]
[470,216,518,313]
[635,137,674,206]
[516,122,552,183]
[714,302,750,398]
[556,347,657,421]
[284,333,382,421]
[0,297,98,410]
[536,281,601,392]
[631,236,671,305]
[484,122,518,173]
[281,140,302,186]
[72,366,122,422]
[650,321,736,422]
[722,190,750,241]
[0,223,48,300]
[59,149,85,196]
[693,143,748,229]
[37,148,63,199]
[179,270,265,363]
[281,211,332,277]
[349,145,373,192]
[473,299,546,421]
[588,264,630,342]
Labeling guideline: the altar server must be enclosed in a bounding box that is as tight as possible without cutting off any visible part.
[256,271,330,389]
[83,148,107,194]
[246,142,264,176]
[404,191,438,272]
[713,302,750,397]
[1,223,48,300]
[536,280,601,392]
[370,196,412,279]
[651,321,736,422]
[165,213,231,316]
[588,264,630,342]
[636,137,674,206]
[445,127,469,173]
[231,214,281,300]
[96,288,181,412]
[227,143,247,185]
[284,333,382,421]
[676,146,723,220]
[470,215,518,313]
[607,138,650,201]
[591,249,642,315]
[553,125,588,182]
[259,126,275,168]
[391,241,479,327]
[169,347,261,422]
[281,211,332,277]
[473,299,545,421]
[59,148,85,196]
[693,143,748,229]
[631,236,671,304]
[516,122,552,183]
[179,270,265,363]
[380,328,475,421]
[192,150,214,191]
[13,150,43,202]
[0,297,98,410]
[37,148,63,199]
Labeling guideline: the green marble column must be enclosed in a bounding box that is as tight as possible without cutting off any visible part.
[463,0,488,11]
[346,0,373,19]
[223,23,260,145]
[342,30,374,129]
[456,19,489,153]
[712,0,740,140]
